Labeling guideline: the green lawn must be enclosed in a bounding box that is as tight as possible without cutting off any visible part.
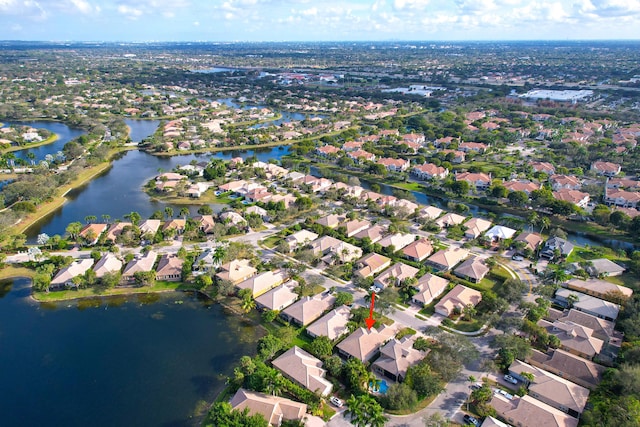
[450,318,485,333]
[261,235,281,249]
[33,281,192,302]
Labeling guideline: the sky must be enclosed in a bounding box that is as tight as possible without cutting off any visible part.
[1,0,640,42]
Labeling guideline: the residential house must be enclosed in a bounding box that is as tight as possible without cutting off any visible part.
[459,141,488,153]
[580,258,625,277]
[309,236,362,264]
[455,171,492,190]
[526,349,606,390]
[354,253,392,279]
[435,212,467,228]
[412,274,450,307]
[463,217,493,239]
[377,157,410,172]
[219,211,245,226]
[281,293,337,326]
[353,224,386,243]
[553,189,590,208]
[372,336,426,382]
[162,218,186,234]
[485,225,517,241]
[435,284,482,317]
[411,163,449,180]
[557,309,618,345]
[216,259,257,285]
[193,215,216,234]
[155,254,183,282]
[343,219,371,237]
[604,188,640,208]
[481,417,511,427]
[306,305,351,341]
[92,253,123,279]
[454,257,490,283]
[348,149,376,163]
[531,162,556,175]
[591,161,621,177]
[285,229,319,251]
[229,388,307,427]
[374,262,420,289]
[272,346,333,396]
[426,247,470,271]
[418,205,444,220]
[538,318,604,360]
[504,180,541,194]
[606,177,640,189]
[236,269,287,299]
[79,223,107,245]
[514,232,544,253]
[138,219,161,236]
[337,325,396,362]
[341,140,364,151]
[555,288,620,321]
[563,278,632,302]
[105,222,132,242]
[550,175,582,191]
[507,360,590,417]
[440,149,465,163]
[490,393,579,427]
[255,281,299,312]
[50,259,95,289]
[315,214,342,229]
[121,251,157,284]
[316,145,341,157]
[402,238,434,262]
[378,233,417,250]
[540,237,574,260]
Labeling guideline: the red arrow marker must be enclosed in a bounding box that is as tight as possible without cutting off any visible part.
[365,292,376,330]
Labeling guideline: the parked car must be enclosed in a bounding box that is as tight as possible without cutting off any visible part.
[329,396,343,407]
[512,255,524,261]
[470,383,483,391]
[495,389,514,400]
[504,374,518,384]
[463,414,480,426]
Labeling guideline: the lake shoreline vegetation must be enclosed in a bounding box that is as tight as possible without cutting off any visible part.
[2,42,640,426]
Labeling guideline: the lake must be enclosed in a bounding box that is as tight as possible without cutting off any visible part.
[25,146,290,239]
[6,121,86,162]
[0,277,262,427]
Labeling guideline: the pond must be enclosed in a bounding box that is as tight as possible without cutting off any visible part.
[0,277,262,427]
[125,119,161,143]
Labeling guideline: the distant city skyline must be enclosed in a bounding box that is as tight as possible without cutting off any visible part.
[1,0,639,42]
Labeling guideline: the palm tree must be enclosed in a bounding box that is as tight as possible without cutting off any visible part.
[164,206,174,219]
[264,370,284,396]
[102,214,111,224]
[179,207,190,220]
[540,216,551,233]
[241,297,256,313]
[212,245,226,267]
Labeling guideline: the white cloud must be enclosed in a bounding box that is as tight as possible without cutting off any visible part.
[192,20,199,26]
[117,4,143,19]
[68,0,99,14]
[393,0,430,10]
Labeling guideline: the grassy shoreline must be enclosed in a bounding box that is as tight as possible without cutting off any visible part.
[1,134,59,154]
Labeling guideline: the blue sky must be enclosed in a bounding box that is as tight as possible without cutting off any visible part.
[1,0,639,41]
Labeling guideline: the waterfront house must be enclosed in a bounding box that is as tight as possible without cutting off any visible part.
[272,346,333,396]
[553,189,590,208]
[50,258,95,289]
[411,163,449,180]
[255,281,299,312]
[155,254,183,282]
[306,305,351,341]
[412,274,449,307]
[193,215,215,234]
[484,225,517,241]
[455,171,491,191]
[540,237,574,260]
[229,388,307,427]
[435,284,482,317]
[337,325,396,362]
[435,212,466,228]
[121,251,157,284]
[418,205,444,220]
[514,232,543,253]
[236,269,286,299]
[138,219,162,236]
[79,223,107,245]
[562,278,632,302]
[105,222,132,242]
[215,259,257,285]
[280,293,337,327]
[162,219,186,234]
[92,253,123,279]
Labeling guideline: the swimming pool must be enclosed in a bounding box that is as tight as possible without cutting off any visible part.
[369,379,389,394]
